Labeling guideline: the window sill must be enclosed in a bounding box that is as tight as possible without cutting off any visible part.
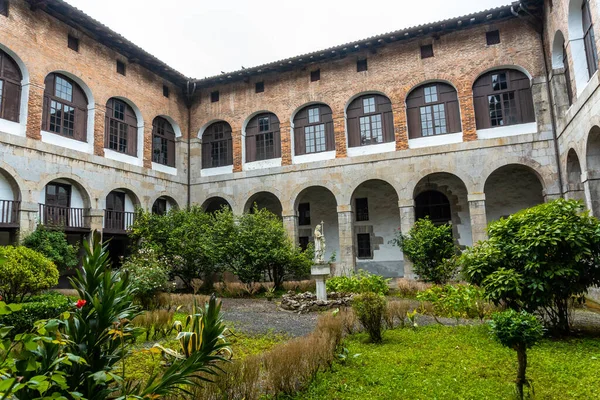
[104,148,143,166]
[347,141,395,157]
[151,162,177,176]
[0,118,24,137]
[243,157,282,171]
[201,165,233,177]
[476,122,537,139]
[41,130,92,153]
[292,150,336,164]
[408,132,462,149]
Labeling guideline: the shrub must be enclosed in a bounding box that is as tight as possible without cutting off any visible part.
[0,292,70,334]
[352,292,387,343]
[384,300,411,329]
[417,284,492,322]
[392,218,458,284]
[326,270,390,295]
[490,309,544,399]
[132,309,176,341]
[22,225,79,272]
[122,245,171,309]
[461,199,600,334]
[0,246,59,303]
[394,278,433,298]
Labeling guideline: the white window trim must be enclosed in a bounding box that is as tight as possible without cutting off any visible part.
[408,132,463,149]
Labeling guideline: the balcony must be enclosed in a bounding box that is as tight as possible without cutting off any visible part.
[0,200,20,228]
[39,204,90,232]
[103,210,135,234]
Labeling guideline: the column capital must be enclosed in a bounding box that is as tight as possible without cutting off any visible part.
[337,204,352,213]
[467,193,486,202]
[281,212,297,219]
[398,199,414,208]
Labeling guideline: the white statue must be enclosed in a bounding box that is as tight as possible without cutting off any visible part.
[314,221,326,264]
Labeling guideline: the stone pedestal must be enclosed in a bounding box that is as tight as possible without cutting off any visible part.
[468,193,488,244]
[311,264,331,301]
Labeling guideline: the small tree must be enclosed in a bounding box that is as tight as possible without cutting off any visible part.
[0,246,59,302]
[392,218,458,284]
[352,292,387,343]
[490,310,544,400]
[22,225,79,272]
[461,199,600,334]
[122,244,171,309]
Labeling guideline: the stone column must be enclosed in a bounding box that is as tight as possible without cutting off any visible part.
[468,193,488,244]
[93,104,107,157]
[333,115,347,159]
[25,83,44,140]
[279,121,292,166]
[18,201,39,242]
[337,204,355,276]
[88,208,105,240]
[232,128,243,173]
[398,199,415,279]
[282,212,298,245]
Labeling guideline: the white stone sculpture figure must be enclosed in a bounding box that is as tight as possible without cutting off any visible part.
[314,221,326,264]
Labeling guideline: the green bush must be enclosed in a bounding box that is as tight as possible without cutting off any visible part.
[0,292,71,334]
[22,225,79,272]
[0,246,59,303]
[122,245,171,309]
[352,292,387,343]
[392,218,458,284]
[416,284,491,322]
[326,270,390,295]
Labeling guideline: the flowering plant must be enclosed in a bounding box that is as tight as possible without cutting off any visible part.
[76,299,86,309]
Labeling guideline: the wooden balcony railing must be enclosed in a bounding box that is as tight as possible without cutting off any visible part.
[39,204,90,230]
[104,210,135,234]
[0,200,20,228]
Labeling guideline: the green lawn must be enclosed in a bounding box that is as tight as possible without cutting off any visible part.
[295,325,600,400]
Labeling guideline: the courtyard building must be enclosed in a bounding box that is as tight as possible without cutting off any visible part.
[0,0,596,278]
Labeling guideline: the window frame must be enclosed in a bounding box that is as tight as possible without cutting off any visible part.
[420,44,434,59]
[152,117,176,167]
[0,49,22,123]
[355,198,369,221]
[582,0,598,79]
[486,30,501,46]
[116,60,126,76]
[105,98,138,156]
[298,202,311,226]
[202,121,233,169]
[415,190,452,225]
[346,94,394,148]
[152,198,168,215]
[43,73,88,141]
[245,112,280,162]
[356,233,373,259]
[357,59,368,72]
[293,104,334,155]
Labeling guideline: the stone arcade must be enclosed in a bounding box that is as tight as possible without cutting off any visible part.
[0,1,598,290]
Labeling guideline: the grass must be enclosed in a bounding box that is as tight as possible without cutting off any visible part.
[295,324,600,400]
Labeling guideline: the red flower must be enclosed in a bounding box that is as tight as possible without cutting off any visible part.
[76,299,87,309]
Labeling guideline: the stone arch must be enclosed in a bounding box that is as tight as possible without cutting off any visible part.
[243,191,283,217]
[36,173,93,209]
[289,181,342,212]
[155,114,183,138]
[471,64,534,85]
[201,196,232,213]
[151,195,178,215]
[344,90,393,115]
[402,167,475,200]
[585,125,600,175]
[100,186,141,210]
[0,43,30,136]
[0,166,22,202]
[478,157,549,194]
[552,30,567,69]
[198,118,233,140]
[566,148,585,201]
[484,164,544,222]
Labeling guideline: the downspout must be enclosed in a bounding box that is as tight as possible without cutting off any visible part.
[512,2,565,198]
[185,80,197,209]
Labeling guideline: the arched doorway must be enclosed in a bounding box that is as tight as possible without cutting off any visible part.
[0,168,20,245]
[244,191,282,217]
[202,197,231,214]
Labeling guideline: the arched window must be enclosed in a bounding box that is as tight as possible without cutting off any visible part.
[415,190,451,225]
[202,121,233,169]
[0,49,22,123]
[582,0,598,79]
[245,113,281,162]
[472,69,535,129]
[346,94,394,147]
[552,32,574,106]
[105,98,138,156]
[152,117,176,167]
[406,83,461,138]
[293,104,334,155]
[42,73,88,141]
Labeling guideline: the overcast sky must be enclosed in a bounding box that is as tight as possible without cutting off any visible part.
[63,0,510,79]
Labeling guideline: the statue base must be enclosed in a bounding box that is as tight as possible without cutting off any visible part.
[311,264,331,302]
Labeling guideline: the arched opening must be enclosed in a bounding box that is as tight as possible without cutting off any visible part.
[39,178,90,232]
[0,168,20,245]
[202,121,233,169]
[346,93,394,147]
[103,188,139,266]
[244,191,282,217]
[294,186,338,261]
[552,31,574,105]
[585,127,600,216]
[104,97,143,160]
[152,116,176,168]
[202,197,231,214]
[484,164,544,222]
[413,173,472,246]
[292,103,335,155]
[245,112,281,163]
[472,68,535,130]
[152,196,178,215]
[42,73,89,142]
[0,48,22,124]
[566,149,585,201]
[351,179,401,277]
[568,0,598,95]
[406,82,461,139]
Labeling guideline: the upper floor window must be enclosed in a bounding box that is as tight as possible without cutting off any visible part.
[582,0,598,78]
[105,98,138,156]
[246,112,281,162]
[202,121,233,169]
[152,116,176,167]
[293,103,334,155]
[346,94,394,147]
[406,82,461,138]
[472,69,535,130]
[0,49,21,123]
[43,73,88,141]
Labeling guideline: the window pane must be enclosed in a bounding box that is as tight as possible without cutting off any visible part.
[114,101,125,120]
[55,76,73,102]
[308,107,320,124]
[118,122,128,153]
[488,94,503,126]
[357,233,372,258]
[501,92,518,125]
[424,86,438,103]
[356,198,369,221]
[420,106,434,136]
[432,104,447,135]
[299,203,310,226]
[362,97,376,114]
[370,115,382,143]
[258,117,270,132]
[315,124,326,152]
[305,126,315,153]
[491,73,507,91]
[359,116,371,144]
[211,140,227,167]
[214,123,224,139]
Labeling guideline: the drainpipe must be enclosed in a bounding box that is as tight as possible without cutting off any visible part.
[512,2,565,198]
[185,81,197,209]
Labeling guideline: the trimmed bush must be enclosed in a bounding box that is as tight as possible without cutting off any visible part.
[352,292,387,343]
[22,225,79,272]
[0,246,59,303]
[417,284,492,322]
[326,270,390,295]
[0,292,71,334]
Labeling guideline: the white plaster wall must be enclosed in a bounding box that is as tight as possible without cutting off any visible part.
[0,174,14,201]
[297,188,339,263]
[124,192,135,229]
[104,149,143,167]
[484,167,544,222]
[152,162,177,175]
[41,130,93,154]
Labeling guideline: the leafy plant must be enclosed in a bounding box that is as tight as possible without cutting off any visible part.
[0,292,71,335]
[461,199,600,334]
[417,284,492,323]
[489,309,544,399]
[22,225,79,272]
[0,246,59,303]
[352,292,387,343]
[122,244,172,309]
[392,217,458,284]
[326,269,390,295]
